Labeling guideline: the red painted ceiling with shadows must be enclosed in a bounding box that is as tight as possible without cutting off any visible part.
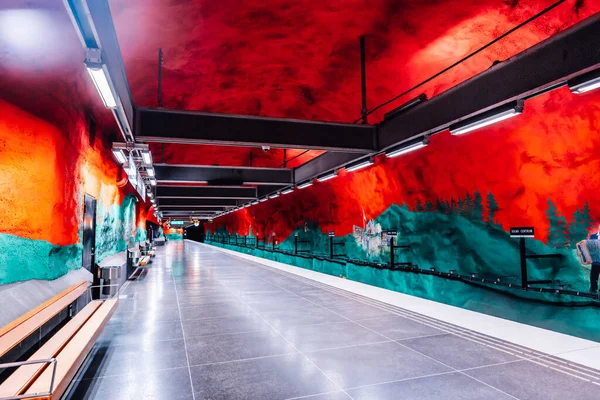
[108,0,599,167]
[1,0,599,242]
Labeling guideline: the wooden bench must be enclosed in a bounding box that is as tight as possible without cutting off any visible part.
[137,255,151,266]
[0,282,117,400]
[0,282,87,359]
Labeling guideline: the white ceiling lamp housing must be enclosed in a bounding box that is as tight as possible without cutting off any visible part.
[450,100,524,136]
[141,150,152,165]
[317,171,337,182]
[281,187,294,195]
[111,149,126,164]
[146,167,155,177]
[386,136,430,158]
[84,49,117,109]
[297,180,313,189]
[568,69,600,94]
[346,157,374,172]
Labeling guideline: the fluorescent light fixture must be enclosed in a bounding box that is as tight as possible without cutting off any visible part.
[568,69,600,94]
[146,167,155,177]
[317,171,337,182]
[346,158,374,172]
[386,136,430,158]
[244,204,251,208]
[85,63,117,108]
[259,197,268,202]
[149,179,157,186]
[297,180,313,189]
[384,93,427,120]
[281,187,294,195]
[251,201,259,205]
[150,199,155,204]
[148,192,153,199]
[269,193,279,199]
[111,149,126,164]
[450,100,524,135]
[141,150,152,164]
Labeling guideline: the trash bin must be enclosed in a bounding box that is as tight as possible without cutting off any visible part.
[126,248,141,278]
[97,265,121,297]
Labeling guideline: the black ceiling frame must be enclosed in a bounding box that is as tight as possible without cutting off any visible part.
[75,6,599,215]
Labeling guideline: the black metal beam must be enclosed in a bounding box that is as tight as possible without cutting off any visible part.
[257,185,287,198]
[154,164,292,186]
[294,152,362,183]
[292,15,600,185]
[379,13,600,149]
[136,108,376,153]
[63,0,134,141]
[156,186,256,199]
[157,198,239,207]
[162,210,218,216]
[159,207,230,213]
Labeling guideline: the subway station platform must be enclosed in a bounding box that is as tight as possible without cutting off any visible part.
[67,241,600,400]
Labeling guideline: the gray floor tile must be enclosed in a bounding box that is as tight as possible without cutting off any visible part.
[112,308,181,323]
[98,319,184,345]
[81,339,188,378]
[292,392,351,400]
[182,314,268,338]
[347,372,515,399]
[177,294,240,307]
[306,341,451,389]
[244,296,319,313]
[259,307,347,329]
[278,321,388,352]
[324,302,393,321]
[190,353,338,400]
[356,315,444,340]
[467,360,600,400]
[186,328,296,365]
[67,366,193,400]
[179,303,253,320]
[400,334,519,369]
[116,300,180,313]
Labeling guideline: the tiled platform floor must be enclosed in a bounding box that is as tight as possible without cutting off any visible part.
[66,241,600,400]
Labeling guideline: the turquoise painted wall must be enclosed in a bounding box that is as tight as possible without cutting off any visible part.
[0,234,82,284]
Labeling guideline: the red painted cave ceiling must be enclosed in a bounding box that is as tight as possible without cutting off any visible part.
[1,0,599,168]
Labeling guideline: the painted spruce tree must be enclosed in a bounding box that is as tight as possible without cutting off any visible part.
[486,192,499,226]
[568,202,593,247]
[546,199,569,248]
[415,199,424,212]
[464,192,474,219]
[473,190,484,221]
[425,200,434,212]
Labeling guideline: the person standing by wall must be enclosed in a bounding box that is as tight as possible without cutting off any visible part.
[589,225,600,293]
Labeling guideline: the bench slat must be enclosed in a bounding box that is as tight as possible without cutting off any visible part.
[25,299,118,400]
[0,301,101,398]
[0,282,88,358]
[0,282,87,338]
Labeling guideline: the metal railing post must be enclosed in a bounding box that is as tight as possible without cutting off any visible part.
[390,236,395,267]
[330,236,333,258]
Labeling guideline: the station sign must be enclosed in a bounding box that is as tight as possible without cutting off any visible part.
[510,227,534,238]
[328,231,335,237]
[386,230,398,237]
[170,220,184,226]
